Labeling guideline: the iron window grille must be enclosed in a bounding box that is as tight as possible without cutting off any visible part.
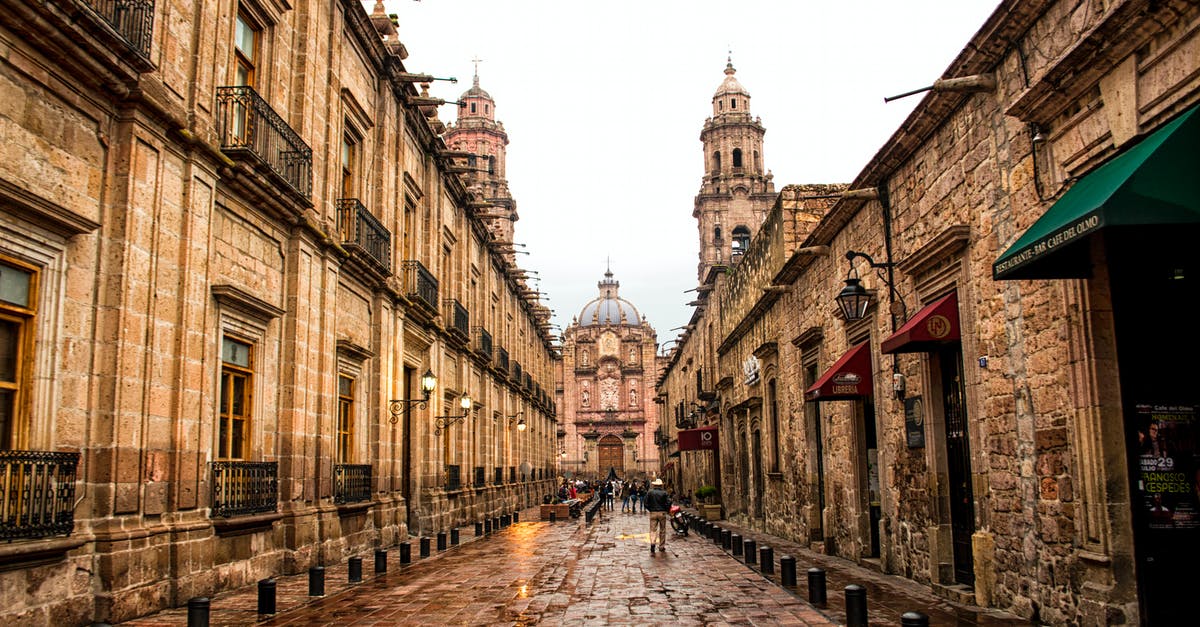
[210,461,278,518]
[333,464,371,504]
[445,465,461,491]
[0,450,79,541]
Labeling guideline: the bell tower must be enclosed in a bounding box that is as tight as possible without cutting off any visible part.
[694,57,776,281]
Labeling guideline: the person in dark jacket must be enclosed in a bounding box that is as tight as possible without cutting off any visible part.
[644,478,671,554]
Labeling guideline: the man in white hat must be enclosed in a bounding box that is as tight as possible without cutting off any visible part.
[644,477,671,554]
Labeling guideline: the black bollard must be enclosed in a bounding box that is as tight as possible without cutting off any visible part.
[186,597,210,627]
[712,525,723,545]
[780,556,797,587]
[493,516,501,530]
[308,567,325,596]
[731,533,743,556]
[721,529,732,550]
[348,556,363,583]
[451,528,460,545]
[419,536,431,558]
[475,521,484,536]
[744,539,757,565]
[375,549,387,574]
[807,568,827,606]
[257,578,276,615]
[502,514,511,526]
[901,611,930,627]
[845,584,868,627]
[760,546,774,574]
[399,542,411,564]
[513,511,520,523]
[485,518,493,533]
[436,532,447,551]
[549,511,557,523]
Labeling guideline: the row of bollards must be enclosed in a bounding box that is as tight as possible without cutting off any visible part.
[680,512,931,627]
[183,510,525,626]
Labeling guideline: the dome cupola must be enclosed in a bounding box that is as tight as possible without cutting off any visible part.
[578,269,640,327]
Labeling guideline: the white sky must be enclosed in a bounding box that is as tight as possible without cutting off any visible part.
[385,0,1000,347]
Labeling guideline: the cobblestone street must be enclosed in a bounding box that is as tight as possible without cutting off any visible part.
[123,505,1036,626]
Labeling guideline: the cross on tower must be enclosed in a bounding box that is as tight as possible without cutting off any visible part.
[472,56,483,76]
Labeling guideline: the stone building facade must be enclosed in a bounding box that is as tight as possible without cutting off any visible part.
[657,1,1199,624]
[557,270,661,480]
[0,1,558,624]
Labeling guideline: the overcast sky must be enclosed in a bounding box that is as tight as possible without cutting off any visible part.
[385,0,1000,348]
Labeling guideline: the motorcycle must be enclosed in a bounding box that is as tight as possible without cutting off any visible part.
[669,505,688,536]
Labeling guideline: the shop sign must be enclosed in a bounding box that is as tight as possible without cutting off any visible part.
[743,355,760,385]
[904,396,925,448]
[1135,404,1198,530]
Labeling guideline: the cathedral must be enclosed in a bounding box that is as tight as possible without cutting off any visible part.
[557,269,662,479]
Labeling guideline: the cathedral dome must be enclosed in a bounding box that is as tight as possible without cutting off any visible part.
[460,76,492,101]
[713,58,749,99]
[578,269,640,327]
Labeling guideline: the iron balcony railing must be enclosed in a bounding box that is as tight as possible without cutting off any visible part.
[512,361,523,383]
[496,347,509,374]
[333,464,371,505]
[524,373,532,391]
[211,461,278,518]
[401,261,439,313]
[83,0,155,59]
[215,86,313,200]
[445,465,461,492]
[473,327,492,360]
[445,299,469,339]
[336,199,391,275]
[474,466,486,488]
[0,450,79,541]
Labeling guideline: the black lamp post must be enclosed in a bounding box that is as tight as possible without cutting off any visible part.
[835,251,905,323]
[434,394,472,435]
[388,369,437,424]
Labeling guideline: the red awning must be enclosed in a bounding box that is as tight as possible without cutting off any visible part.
[678,426,718,451]
[881,292,960,354]
[805,342,873,402]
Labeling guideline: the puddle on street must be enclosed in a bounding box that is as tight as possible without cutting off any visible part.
[615,532,652,542]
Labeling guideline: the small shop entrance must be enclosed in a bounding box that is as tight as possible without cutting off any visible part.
[858,398,881,558]
[938,344,975,586]
[1109,226,1199,626]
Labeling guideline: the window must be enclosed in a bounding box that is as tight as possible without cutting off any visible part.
[487,156,495,175]
[337,374,354,462]
[470,102,477,114]
[712,151,721,173]
[714,226,722,241]
[0,258,36,450]
[485,104,490,114]
[219,337,253,459]
[234,13,259,87]
[732,225,751,255]
[341,132,357,198]
[768,378,780,472]
[730,98,737,109]
[732,148,743,168]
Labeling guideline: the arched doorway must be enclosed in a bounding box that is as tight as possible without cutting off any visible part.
[597,434,624,477]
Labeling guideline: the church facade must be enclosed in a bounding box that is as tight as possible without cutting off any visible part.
[557,271,662,480]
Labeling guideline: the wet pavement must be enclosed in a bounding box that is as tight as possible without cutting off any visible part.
[122,505,1033,626]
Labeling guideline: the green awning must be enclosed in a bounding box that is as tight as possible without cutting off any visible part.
[993,104,1200,280]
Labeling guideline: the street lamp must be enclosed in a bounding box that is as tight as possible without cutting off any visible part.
[835,251,905,322]
[501,411,527,431]
[434,394,472,435]
[388,369,437,424]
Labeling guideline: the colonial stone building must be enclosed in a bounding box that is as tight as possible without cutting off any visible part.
[0,1,558,624]
[658,1,1199,624]
[557,270,661,479]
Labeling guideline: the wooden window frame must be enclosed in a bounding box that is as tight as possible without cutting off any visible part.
[0,256,38,450]
[337,373,354,463]
[234,11,260,87]
[219,336,254,460]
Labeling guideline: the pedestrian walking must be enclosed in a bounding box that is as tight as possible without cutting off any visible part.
[644,478,671,554]
[620,481,631,513]
[633,481,644,513]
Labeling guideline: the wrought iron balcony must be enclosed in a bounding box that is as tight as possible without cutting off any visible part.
[211,461,278,518]
[333,464,372,505]
[82,0,155,59]
[0,450,79,541]
[524,373,532,391]
[400,260,439,314]
[512,361,523,383]
[445,299,469,340]
[215,86,313,200]
[496,347,509,374]
[336,199,391,275]
[473,327,493,360]
[445,464,461,492]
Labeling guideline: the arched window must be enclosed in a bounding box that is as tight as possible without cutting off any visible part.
[712,151,721,173]
[714,226,722,241]
[732,148,743,168]
[754,151,761,173]
[487,156,496,175]
[731,98,737,110]
[768,378,780,472]
[732,225,751,256]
